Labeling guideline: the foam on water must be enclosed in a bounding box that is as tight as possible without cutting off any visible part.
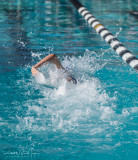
[15,51,137,146]
[0,50,137,158]
[0,0,138,158]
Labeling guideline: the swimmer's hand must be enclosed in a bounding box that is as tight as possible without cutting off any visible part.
[31,67,38,76]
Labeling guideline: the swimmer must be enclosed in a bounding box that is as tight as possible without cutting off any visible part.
[31,54,77,84]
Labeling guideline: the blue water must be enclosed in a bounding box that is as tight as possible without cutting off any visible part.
[0,0,138,159]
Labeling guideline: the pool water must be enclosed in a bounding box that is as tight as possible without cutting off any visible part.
[0,0,138,159]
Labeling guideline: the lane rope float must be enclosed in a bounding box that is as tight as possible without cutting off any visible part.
[69,0,138,71]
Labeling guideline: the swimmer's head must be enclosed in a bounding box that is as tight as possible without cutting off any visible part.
[66,76,77,84]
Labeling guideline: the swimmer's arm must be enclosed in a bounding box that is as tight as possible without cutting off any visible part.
[31,54,55,76]
[31,54,64,76]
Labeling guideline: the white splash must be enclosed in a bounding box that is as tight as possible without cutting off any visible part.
[15,51,137,151]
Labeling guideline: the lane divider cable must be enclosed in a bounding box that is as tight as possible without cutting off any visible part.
[69,0,138,71]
